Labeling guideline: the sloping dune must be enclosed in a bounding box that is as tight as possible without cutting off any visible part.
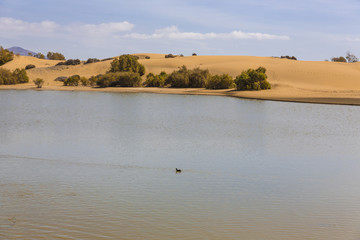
[2,54,360,105]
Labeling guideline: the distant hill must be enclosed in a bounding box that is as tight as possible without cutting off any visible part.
[7,46,37,57]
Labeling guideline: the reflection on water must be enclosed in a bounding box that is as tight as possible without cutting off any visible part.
[1,90,360,239]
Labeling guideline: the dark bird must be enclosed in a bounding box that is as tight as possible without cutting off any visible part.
[176,168,182,173]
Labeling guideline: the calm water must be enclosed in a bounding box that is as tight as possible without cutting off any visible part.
[1,90,360,240]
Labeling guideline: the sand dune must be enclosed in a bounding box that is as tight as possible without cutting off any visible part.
[1,54,360,105]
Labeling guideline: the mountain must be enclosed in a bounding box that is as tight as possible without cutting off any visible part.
[7,46,37,57]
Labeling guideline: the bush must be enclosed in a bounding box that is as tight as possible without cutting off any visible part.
[64,75,80,86]
[346,52,358,63]
[34,53,45,59]
[145,56,151,59]
[33,78,44,88]
[109,54,145,76]
[80,77,89,86]
[13,68,29,83]
[89,76,98,86]
[56,59,81,66]
[47,52,66,60]
[144,72,168,87]
[0,68,15,84]
[85,58,100,64]
[192,53,197,56]
[205,74,234,89]
[96,72,141,88]
[0,68,29,85]
[331,56,347,62]
[55,76,67,82]
[0,46,14,66]
[188,68,210,88]
[165,65,190,88]
[25,64,36,70]
[281,55,297,60]
[235,67,271,91]
[165,54,177,58]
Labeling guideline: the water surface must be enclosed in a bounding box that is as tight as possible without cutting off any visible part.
[1,90,360,239]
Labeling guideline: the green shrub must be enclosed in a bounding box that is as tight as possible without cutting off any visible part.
[165,65,190,88]
[64,75,80,86]
[25,64,36,70]
[189,68,210,88]
[331,56,347,62]
[205,74,234,89]
[0,68,29,85]
[165,54,176,58]
[33,78,44,88]
[0,46,14,66]
[0,68,15,84]
[109,54,145,76]
[281,55,297,60]
[144,71,167,87]
[235,67,271,91]
[96,72,141,88]
[56,59,81,66]
[13,68,29,83]
[85,58,100,64]
[80,77,89,86]
[34,53,45,59]
[89,76,98,86]
[47,52,65,60]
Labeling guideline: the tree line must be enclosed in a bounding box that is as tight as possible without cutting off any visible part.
[59,54,271,91]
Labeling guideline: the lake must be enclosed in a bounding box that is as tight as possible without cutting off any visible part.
[1,90,360,239]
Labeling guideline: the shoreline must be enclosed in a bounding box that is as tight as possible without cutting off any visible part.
[2,84,360,106]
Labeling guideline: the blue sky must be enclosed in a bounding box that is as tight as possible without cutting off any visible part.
[0,0,359,60]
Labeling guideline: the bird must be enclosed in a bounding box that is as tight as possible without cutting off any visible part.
[175,168,182,173]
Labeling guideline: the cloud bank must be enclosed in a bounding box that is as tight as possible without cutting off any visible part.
[0,18,289,41]
[126,26,290,40]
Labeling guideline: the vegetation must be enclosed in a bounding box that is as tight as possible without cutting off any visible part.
[25,64,36,70]
[165,65,190,88]
[205,74,234,89]
[85,58,100,64]
[192,53,197,56]
[144,72,168,87]
[331,52,358,63]
[0,46,14,66]
[346,52,358,63]
[235,67,271,90]
[281,55,297,60]
[64,75,80,86]
[33,78,44,88]
[96,72,142,88]
[109,54,145,76]
[331,56,347,62]
[47,52,66,60]
[34,53,45,59]
[55,76,67,82]
[80,77,89,86]
[165,54,177,58]
[56,59,81,66]
[0,68,29,85]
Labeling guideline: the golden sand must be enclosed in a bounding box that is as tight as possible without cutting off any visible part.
[1,54,360,105]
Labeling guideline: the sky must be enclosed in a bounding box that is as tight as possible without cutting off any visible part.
[0,0,359,60]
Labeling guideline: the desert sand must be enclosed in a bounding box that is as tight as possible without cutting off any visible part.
[1,54,360,105]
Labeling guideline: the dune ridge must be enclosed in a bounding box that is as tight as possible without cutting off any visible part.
[1,54,360,106]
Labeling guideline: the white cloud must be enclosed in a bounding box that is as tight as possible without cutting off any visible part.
[346,37,360,42]
[0,17,58,35]
[82,22,134,35]
[0,17,133,38]
[126,26,290,41]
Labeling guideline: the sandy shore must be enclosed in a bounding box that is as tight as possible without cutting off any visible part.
[2,84,360,106]
[1,54,360,106]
